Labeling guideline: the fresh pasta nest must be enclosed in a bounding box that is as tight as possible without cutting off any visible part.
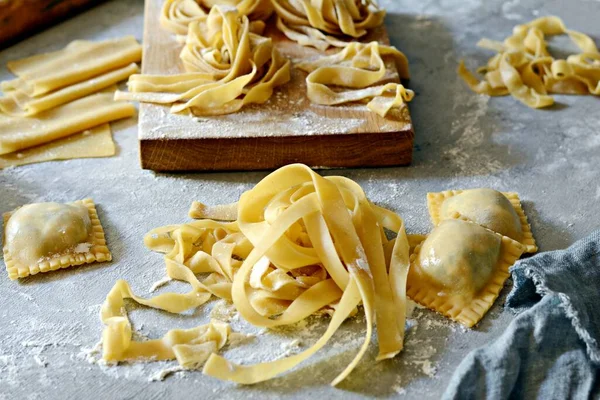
[272,0,386,51]
[296,41,414,117]
[459,16,600,108]
[161,0,273,38]
[117,6,291,115]
[100,164,411,385]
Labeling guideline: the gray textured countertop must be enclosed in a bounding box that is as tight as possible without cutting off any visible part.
[1,0,599,398]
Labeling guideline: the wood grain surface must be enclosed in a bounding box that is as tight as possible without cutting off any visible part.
[139,0,414,171]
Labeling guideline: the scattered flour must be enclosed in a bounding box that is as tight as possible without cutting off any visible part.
[149,276,172,293]
[149,366,184,382]
[74,243,93,253]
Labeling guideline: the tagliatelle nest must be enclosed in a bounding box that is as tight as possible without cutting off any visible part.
[161,0,273,38]
[100,164,411,386]
[116,6,290,115]
[296,41,414,117]
[459,16,600,108]
[272,0,386,51]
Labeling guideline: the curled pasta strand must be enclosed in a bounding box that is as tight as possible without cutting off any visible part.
[459,16,600,108]
[272,0,385,50]
[296,42,413,117]
[117,5,290,116]
[161,0,273,39]
[99,164,410,385]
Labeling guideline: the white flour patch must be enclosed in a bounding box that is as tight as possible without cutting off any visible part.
[501,0,523,21]
[149,276,172,293]
[445,94,504,174]
[74,243,92,253]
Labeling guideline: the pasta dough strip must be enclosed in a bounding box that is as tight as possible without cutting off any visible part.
[0,63,139,117]
[2,36,142,97]
[117,6,290,116]
[161,0,273,38]
[0,92,135,155]
[272,0,385,50]
[0,124,115,169]
[296,42,414,117]
[100,164,410,385]
[459,16,600,108]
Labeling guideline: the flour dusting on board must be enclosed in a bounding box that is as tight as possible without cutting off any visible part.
[140,103,367,140]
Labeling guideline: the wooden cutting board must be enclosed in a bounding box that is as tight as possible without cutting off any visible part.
[139,0,414,171]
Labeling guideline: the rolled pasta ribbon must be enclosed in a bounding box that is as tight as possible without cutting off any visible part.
[296,42,414,117]
[99,164,410,385]
[160,0,273,38]
[459,16,600,108]
[272,0,385,50]
[117,6,290,116]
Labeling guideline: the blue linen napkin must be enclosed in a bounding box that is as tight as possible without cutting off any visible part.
[443,230,600,400]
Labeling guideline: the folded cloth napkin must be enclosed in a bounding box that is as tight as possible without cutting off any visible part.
[443,230,600,400]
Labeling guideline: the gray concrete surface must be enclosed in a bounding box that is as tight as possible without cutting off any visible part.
[1,0,599,398]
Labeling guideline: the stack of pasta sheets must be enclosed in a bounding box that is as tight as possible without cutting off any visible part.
[0,36,142,169]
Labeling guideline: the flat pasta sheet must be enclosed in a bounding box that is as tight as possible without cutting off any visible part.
[0,124,115,169]
[0,92,135,155]
[2,36,141,97]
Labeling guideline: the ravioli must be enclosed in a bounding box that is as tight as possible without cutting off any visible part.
[407,219,524,327]
[427,188,537,253]
[3,199,111,280]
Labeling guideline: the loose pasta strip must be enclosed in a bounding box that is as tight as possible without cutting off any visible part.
[0,63,139,117]
[100,164,410,385]
[296,41,414,117]
[0,92,135,155]
[117,6,290,116]
[1,36,141,97]
[161,0,273,38]
[272,0,385,51]
[0,124,115,170]
[459,16,600,108]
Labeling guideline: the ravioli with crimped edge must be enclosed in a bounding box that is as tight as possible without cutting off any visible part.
[427,188,537,253]
[407,219,524,327]
[2,199,111,280]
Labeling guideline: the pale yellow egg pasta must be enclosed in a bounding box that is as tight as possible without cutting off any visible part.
[0,124,115,170]
[1,36,141,97]
[427,189,537,253]
[2,199,111,280]
[0,37,139,167]
[296,41,414,117]
[459,16,600,108]
[407,219,524,328]
[0,92,135,155]
[272,0,386,51]
[0,63,139,117]
[99,164,411,385]
[161,0,273,38]
[117,6,290,115]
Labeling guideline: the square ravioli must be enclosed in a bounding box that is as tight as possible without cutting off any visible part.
[407,219,524,328]
[2,199,111,280]
[427,188,537,253]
